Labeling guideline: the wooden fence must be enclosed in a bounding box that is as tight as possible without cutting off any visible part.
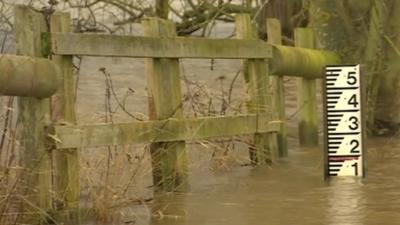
[6,5,339,224]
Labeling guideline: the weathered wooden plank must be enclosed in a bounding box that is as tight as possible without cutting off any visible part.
[50,12,80,224]
[143,17,187,191]
[267,18,288,157]
[0,54,61,98]
[236,14,276,165]
[53,114,279,149]
[14,5,53,224]
[49,32,340,77]
[295,28,319,147]
[50,32,272,59]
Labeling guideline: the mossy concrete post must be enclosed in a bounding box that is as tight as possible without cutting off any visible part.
[143,18,188,191]
[50,12,80,224]
[14,5,53,223]
[266,18,288,157]
[236,14,277,165]
[270,45,340,77]
[295,28,319,147]
[0,55,61,97]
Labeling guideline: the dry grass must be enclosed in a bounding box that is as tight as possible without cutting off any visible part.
[0,58,252,224]
[78,63,251,224]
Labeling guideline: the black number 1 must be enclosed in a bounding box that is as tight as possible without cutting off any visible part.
[352,162,358,176]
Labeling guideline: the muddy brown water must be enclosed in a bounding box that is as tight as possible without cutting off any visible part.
[76,55,400,225]
[141,139,400,225]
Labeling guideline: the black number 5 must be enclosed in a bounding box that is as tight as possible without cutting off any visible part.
[347,72,357,85]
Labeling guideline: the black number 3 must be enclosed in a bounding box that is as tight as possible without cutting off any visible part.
[348,116,359,130]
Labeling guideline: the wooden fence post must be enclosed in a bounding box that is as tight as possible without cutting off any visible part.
[50,12,80,224]
[14,5,53,223]
[235,14,276,165]
[266,18,288,157]
[295,28,319,147]
[143,18,188,191]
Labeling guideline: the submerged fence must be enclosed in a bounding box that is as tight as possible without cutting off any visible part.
[4,5,339,224]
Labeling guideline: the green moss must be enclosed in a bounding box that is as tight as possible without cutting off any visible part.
[41,32,52,58]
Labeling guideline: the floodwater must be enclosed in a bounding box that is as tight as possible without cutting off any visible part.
[76,55,400,225]
[143,138,400,225]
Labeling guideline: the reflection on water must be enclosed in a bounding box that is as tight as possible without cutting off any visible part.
[326,178,364,225]
[150,192,187,225]
[137,139,400,225]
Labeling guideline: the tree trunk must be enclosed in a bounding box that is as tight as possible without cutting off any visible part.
[374,0,400,134]
[156,0,169,19]
[255,0,268,40]
[363,0,392,134]
[309,0,400,134]
[263,0,303,40]
[310,1,357,60]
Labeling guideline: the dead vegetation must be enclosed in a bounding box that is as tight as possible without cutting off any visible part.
[0,2,257,224]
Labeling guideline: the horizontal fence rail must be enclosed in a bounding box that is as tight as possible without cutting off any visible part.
[52,114,280,149]
[46,33,340,77]
[47,33,272,59]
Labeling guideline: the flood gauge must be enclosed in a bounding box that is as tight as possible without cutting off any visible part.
[324,65,365,178]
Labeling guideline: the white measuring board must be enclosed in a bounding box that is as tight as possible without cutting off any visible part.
[324,65,365,178]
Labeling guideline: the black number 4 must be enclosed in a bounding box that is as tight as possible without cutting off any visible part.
[348,94,359,108]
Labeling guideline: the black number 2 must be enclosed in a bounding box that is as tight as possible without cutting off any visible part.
[350,140,360,153]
